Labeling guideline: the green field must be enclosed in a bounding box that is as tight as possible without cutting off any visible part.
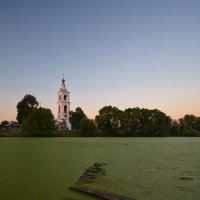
[0,137,199,200]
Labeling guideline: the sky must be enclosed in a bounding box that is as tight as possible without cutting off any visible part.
[0,0,200,122]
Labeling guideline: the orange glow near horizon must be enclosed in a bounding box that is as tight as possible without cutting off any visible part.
[1,104,200,123]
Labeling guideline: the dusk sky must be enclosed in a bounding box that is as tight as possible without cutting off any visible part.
[0,0,200,122]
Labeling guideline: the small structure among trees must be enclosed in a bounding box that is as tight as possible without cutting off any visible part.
[4,122,21,133]
[0,121,21,133]
[56,119,69,132]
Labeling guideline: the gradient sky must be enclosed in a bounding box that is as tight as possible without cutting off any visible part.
[0,0,200,122]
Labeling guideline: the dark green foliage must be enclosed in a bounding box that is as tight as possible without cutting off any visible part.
[69,107,87,130]
[16,94,39,124]
[0,132,25,137]
[95,106,172,136]
[22,108,56,136]
[118,108,140,136]
[119,108,171,136]
[79,118,96,136]
[178,115,200,136]
[0,120,9,128]
[170,120,181,136]
[95,106,122,135]
[149,109,172,136]
[182,128,200,137]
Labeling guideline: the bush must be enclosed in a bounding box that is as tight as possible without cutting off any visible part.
[79,118,96,136]
[22,108,56,136]
[182,128,200,137]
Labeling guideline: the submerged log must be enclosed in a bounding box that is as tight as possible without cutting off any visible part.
[69,186,136,200]
[78,162,106,183]
[179,177,194,180]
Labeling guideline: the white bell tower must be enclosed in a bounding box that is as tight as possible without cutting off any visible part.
[56,77,71,130]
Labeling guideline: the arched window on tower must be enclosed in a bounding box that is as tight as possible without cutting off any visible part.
[64,106,67,114]
[64,95,67,100]
[59,105,60,114]
[59,95,61,101]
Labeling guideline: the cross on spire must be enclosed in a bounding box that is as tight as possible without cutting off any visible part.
[62,73,65,84]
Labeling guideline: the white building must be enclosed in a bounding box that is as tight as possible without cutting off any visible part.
[56,78,71,130]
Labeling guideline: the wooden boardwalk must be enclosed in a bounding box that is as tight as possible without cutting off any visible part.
[69,186,137,200]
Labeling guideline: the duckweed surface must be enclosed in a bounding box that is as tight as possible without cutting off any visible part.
[0,137,199,200]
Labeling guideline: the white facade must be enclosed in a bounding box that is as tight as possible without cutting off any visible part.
[56,78,71,130]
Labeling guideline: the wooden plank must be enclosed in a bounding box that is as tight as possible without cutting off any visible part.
[69,186,137,200]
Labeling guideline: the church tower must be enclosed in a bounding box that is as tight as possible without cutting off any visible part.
[56,77,71,130]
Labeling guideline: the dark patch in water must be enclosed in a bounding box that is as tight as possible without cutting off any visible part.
[179,177,194,181]
[176,186,193,192]
[78,162,106,183]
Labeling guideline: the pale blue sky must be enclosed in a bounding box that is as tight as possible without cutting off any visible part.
[0,0,200,121]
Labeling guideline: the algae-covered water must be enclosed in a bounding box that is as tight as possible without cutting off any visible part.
[0,137,199,200]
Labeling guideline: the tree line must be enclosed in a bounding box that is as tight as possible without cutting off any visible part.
[70,105,200,137]
[1,94,200,137]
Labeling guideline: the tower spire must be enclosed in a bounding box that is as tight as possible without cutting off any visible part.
[62,73,65,84]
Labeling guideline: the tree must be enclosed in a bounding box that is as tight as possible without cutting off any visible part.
[183,114,197,129]
[16,94,39,124]
[195,117,200,132]
[118,108,171,136]
[69,107,87,130]
[22,108,56,136]
[136,108,152,135]
[1,120,9,126]
[0,120,9,129]
[148,109,172,136]
[179,114,200,136]
[170,120,181,136]
[95,106,122,135]
[79,118,96,136]
[182,128,200,137]
[118,108,140,136]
